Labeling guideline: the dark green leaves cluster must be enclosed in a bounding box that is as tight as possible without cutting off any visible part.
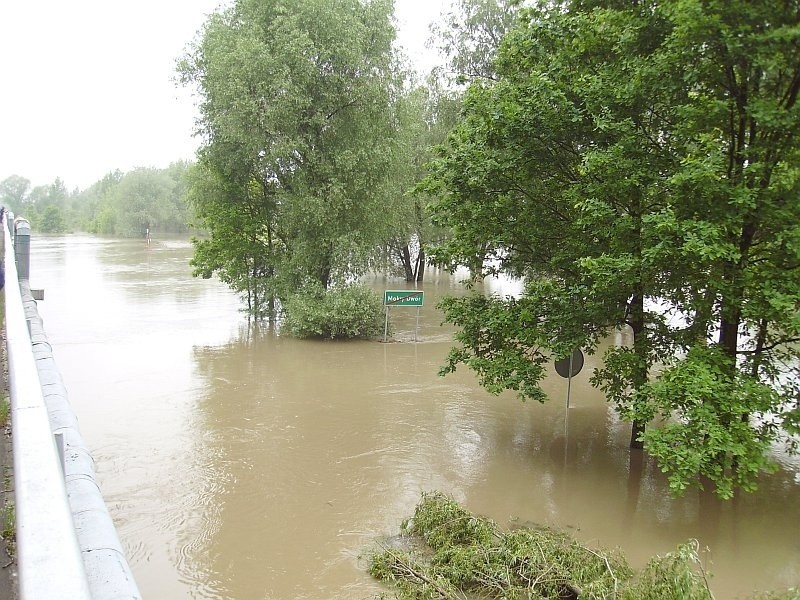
[426,0,800,496]
[281,284,386,340]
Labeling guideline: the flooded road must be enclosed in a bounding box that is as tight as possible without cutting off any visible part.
[30,235,800,599]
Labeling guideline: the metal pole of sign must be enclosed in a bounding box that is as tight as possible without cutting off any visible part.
[564,353,573,437]
[415,306,420,343]
[554,349,583,458]
[566,352,574,408]
[383,306,389,343]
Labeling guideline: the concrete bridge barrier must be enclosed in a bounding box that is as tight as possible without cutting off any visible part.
[4,216,141,599]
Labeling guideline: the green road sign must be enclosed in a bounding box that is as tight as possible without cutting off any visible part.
[384,290,424,307]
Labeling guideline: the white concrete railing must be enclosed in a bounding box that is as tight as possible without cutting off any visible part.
[4,217,141,599]
[4,217,92,598]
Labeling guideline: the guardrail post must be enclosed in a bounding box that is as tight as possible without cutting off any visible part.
[14,218,30,281]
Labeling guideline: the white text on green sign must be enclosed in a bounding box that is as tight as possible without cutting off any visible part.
[384,290,424,307]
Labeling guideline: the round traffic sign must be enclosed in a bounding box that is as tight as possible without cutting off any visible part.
[554,349,584,378]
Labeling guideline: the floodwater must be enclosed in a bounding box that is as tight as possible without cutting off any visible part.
[29,234,800,599]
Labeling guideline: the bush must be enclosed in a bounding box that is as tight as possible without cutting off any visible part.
[282,284,386,340]
[369,492,736,600]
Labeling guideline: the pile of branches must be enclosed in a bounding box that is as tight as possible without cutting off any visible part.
[369,492,794,600]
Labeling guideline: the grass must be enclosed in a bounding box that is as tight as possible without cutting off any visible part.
[1,501,13,559]
[0,288,13,560]
[0,399,7,429]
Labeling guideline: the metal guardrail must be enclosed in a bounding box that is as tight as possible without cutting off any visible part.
[4,216,141,599]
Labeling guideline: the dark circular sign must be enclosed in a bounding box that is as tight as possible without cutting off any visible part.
[554,349,584,378]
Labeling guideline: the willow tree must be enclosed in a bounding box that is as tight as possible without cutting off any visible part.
[426,0,800,497]
[179,0,401,316]
[430,0,523,85]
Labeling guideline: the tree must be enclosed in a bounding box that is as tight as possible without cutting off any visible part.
[104,168,178,237]
[425,0,800,497]
[26,178,69,233]
[627,0,800,498]
[0,175,31,214]
[187,161,279,318]
[378,81,461,282]
[366,0,519,283]
[77,170,123,234]
[179,0,402,318]
[429,0,523,86]
[66,166,193,237]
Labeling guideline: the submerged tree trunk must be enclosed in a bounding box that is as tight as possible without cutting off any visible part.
[319,243,334,290]
[629,291,647,450]
[413,246,425,282]
[400,244,414,282]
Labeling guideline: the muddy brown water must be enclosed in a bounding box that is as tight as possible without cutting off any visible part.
[28,235,800,599]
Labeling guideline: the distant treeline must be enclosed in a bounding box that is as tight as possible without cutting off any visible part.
[0,161,194,237]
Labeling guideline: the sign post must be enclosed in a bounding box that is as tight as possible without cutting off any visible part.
[554,348,584,437]
[383,290,424,342]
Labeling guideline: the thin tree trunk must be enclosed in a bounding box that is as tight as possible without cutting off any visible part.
[413,247,425,282]
[401,244,414,282]
[629,291,647,450]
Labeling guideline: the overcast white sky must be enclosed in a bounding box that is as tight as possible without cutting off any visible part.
[0,0,448,191]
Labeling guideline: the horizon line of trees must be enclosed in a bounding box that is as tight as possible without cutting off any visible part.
[0,162,195,237]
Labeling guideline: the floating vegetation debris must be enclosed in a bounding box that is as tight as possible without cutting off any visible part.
[368,491,799,600]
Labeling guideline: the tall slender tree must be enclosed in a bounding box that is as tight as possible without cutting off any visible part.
[179,0,402,317]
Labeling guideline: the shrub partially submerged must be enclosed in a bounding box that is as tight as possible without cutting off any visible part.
[282,284,385,340]
[369,492,796,599]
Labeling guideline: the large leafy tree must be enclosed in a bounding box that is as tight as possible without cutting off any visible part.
[426,0,800,497]
[631,0,800,498]
[0,175,31,214]
[378,81,462,282]
[179,0,401,316]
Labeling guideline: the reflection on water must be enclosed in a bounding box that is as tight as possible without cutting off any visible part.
[30,235,800,599]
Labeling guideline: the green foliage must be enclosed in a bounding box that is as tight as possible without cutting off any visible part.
[187,161,281,318]
[429,0,521,86]
[438,292,551,403]
[24,178,69,232]
[179,0,403,318]
[401,491,495,550]
[282,284,385,340]
[0,175,31,214]
[369,492,734,600]
[1,502,14,559]
[635,347,780,498]
[621,541,713,600]
[38,205,65,234]
[1,165,193,236]
[100,165,191,237]
[425,0,800,496]
[378,82,460,282]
